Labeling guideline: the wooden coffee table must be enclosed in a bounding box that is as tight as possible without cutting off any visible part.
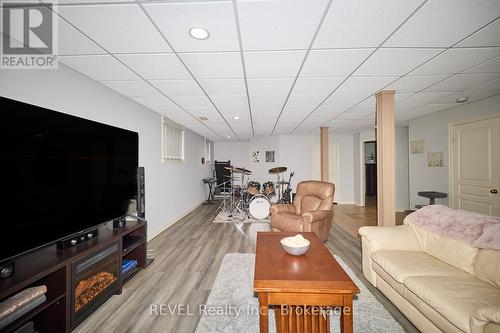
[254,232,359,333]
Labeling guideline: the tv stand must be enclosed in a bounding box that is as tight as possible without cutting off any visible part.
[0,219,148,333]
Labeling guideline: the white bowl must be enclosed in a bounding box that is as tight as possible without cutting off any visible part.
[280,237,310,256]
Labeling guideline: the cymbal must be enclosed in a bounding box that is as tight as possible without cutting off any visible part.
[235,167,252,175]
[276,180,290,185]
[268,166,288,174]
[223,175,240,180]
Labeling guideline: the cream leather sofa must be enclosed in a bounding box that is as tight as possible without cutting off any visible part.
[359,218,500,333]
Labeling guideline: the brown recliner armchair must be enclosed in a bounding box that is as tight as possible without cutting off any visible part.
[270,180,335,242]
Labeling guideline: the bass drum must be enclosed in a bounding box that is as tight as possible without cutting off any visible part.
[248,194,271,220]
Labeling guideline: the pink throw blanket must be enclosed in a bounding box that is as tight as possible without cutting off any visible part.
[408,205,500,250]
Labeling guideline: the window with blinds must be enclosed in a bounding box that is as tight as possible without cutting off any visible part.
[161,117,184,162]
[204,138,211,162]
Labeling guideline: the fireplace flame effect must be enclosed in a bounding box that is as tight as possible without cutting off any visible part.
[75,272,117,312]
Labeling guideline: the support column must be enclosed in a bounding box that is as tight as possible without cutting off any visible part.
[320,127,329,182]
[376,91,396,226]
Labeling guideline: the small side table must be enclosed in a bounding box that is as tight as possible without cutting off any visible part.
[418,191,448,205]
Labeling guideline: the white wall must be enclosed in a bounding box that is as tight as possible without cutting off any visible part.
[0,65,211,240]
[214,134,355,203]
[353,128,409,210]
[408,95,500,208]
[395,127,409,210]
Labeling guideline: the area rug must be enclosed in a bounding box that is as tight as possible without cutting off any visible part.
[212,210,270,224]
[195,253,404,333]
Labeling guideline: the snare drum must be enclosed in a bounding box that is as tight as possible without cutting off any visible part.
[248,194,271,220]
[262,181,275,196]
[247,181,261,195]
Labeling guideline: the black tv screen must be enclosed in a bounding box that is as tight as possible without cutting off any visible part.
[0,96,138,262]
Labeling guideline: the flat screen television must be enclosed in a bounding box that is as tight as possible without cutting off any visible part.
[0,96,139,263]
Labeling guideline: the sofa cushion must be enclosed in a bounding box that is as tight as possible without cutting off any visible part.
[372,261,406,297]
[474,249,500,288]
[409,221,479,274]
[371,251,470,284]
[404,276,500,333]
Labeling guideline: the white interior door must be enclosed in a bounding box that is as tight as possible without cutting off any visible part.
[312,144,340,202]
[450,116,500,216]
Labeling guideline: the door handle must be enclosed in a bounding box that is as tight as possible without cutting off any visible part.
[491,189,498,194]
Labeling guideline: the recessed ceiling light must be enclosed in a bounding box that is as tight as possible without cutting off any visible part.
[227,135,231,138]
[456,96,469,104]
[189,27,209,40]
[233,116,240,120]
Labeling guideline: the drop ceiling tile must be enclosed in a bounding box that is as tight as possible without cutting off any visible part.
[315,105,351,115]
[58,19,105,55]
[385,0,500,47]
[150,79,203,96]
[283,105,316,114]
[354,48,443,76]
[464,56,500,74]
[397,92,456,105]
[117,54,190,80]
[100,80,161,98]
[218,106,250,117]
[336,112,363,120]
[456,18,500,47]
[172,95,213,108]
[301,49,374,76]
[385,75,450,92]
[247,78,294,96]
[410,48,500,75]
[244,51,305,78]
[424,74,499,92]
[210,95,248,108]
[314,0,425,48]
[323,94,369,106]
[133,96,178,110]
[143,2,239,52]
[183,106,217,117]
[287,94,327,106]
[468,77,500,92]
[198,79,246,95]
[250,95,287,106]
[59,55,139,81]
[293,77,345,95]
[237,0,328,50]
[252,106,281,114]
[335,77,397,94]
[59,4,171,53]
[434,91,499,104]
[180,52,243,79]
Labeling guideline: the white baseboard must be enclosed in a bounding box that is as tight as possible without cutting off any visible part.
[147,199,205,241]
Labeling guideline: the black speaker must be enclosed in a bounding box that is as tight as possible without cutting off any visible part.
[137,167,145,218]
[0,261,14,279]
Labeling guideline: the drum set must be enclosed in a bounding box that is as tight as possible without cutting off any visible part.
[218,166,294,220]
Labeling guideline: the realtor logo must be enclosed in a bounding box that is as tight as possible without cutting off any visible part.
[1,1,58,69]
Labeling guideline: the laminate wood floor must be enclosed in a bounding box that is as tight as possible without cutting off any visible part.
[74,203,419,333]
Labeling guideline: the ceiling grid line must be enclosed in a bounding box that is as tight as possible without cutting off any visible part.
[290,0,430,134]
[312,15,500,132]
[49,3,226,141]
[137,1,242,141]
[231,0,255,138]
[268,0,334,136]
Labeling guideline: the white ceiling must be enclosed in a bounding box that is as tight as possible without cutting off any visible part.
[14,0,500,141]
